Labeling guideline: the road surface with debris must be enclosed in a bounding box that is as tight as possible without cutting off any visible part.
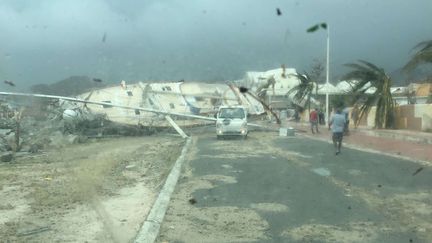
[157,131,432,243]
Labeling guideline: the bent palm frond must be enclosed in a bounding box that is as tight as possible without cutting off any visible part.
[287,72,315,109]
[343,60,394,129]
[403,40,432,72]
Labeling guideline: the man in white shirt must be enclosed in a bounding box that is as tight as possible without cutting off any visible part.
[329,108,346,155]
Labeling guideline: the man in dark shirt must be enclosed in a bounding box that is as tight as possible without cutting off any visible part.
[318,109,325,125]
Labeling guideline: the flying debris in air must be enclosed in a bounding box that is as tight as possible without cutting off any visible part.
[92,78,103,83]
[320,23,327,29]
[307,22,327,33]
[306,24,320,33]
[4,80,15,86]
[276,8,282,16]
[102,32,107,43]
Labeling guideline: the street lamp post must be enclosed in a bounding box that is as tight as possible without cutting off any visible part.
[325,25,330,125]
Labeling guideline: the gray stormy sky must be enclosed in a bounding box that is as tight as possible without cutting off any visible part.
[0,0,431,90]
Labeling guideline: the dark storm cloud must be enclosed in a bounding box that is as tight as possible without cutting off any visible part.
[0,0,431,90]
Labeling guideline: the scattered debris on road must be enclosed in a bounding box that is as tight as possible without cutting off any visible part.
[16,226,51,237]
[189,198,197,205]
[412,167,424,176]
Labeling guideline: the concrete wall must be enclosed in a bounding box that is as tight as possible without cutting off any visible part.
[394,105,421,130]
[294,103,432,132]
[355,104,432,131]
[414,104,432,131]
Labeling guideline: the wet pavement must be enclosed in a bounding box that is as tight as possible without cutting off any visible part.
[158,132,432,243]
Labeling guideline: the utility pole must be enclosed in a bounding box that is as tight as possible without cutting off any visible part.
[325,25,330,125]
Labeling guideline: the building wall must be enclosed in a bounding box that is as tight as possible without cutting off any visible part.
[354,104,432,131]
[415,104,432,131]
[394,105,422,130]
[287,102,431,132]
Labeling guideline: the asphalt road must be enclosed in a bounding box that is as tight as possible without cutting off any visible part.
[157,131,431,243]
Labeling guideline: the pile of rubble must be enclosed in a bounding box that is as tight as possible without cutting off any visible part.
[0,98,157,163]
[0,100,77,162]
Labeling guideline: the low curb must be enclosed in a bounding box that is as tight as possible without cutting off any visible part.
[292,122,432,145]
[359,130,432,145]
[134,137,192,243]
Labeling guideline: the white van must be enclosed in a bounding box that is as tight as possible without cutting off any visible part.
[216,106,248,139]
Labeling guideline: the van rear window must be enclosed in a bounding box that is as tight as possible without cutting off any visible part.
[219,108,245,119]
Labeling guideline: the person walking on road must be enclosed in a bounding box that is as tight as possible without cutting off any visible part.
[318,109,325,125]
[309,108,319,134]
[329,108,346,155]
[294,109,300,122]
[343,107,350,135]
[351,105,359,129]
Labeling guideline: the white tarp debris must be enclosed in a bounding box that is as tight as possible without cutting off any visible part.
[317,83,343,95]
[242,68,300,95]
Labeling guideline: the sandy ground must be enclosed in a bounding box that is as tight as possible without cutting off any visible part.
[0,135,184,242]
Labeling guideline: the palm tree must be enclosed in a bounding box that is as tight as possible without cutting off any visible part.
[343,60,394,129]
[309,59,325,95]
[287,72,315,115]
[403,40,432,72]
[238,86,281,124]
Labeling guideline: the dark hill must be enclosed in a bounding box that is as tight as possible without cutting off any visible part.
[30,76,106,96]
[390,65,432,86]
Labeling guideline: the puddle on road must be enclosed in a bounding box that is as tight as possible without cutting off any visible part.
[312,167,331,177]
[221,164,233,169]
[250,203,289,213]
[348,169,363,176]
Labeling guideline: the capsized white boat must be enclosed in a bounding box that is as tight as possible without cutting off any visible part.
[77,80,265,127]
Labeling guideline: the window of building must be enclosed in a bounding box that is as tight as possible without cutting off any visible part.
[102,101,113,108]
